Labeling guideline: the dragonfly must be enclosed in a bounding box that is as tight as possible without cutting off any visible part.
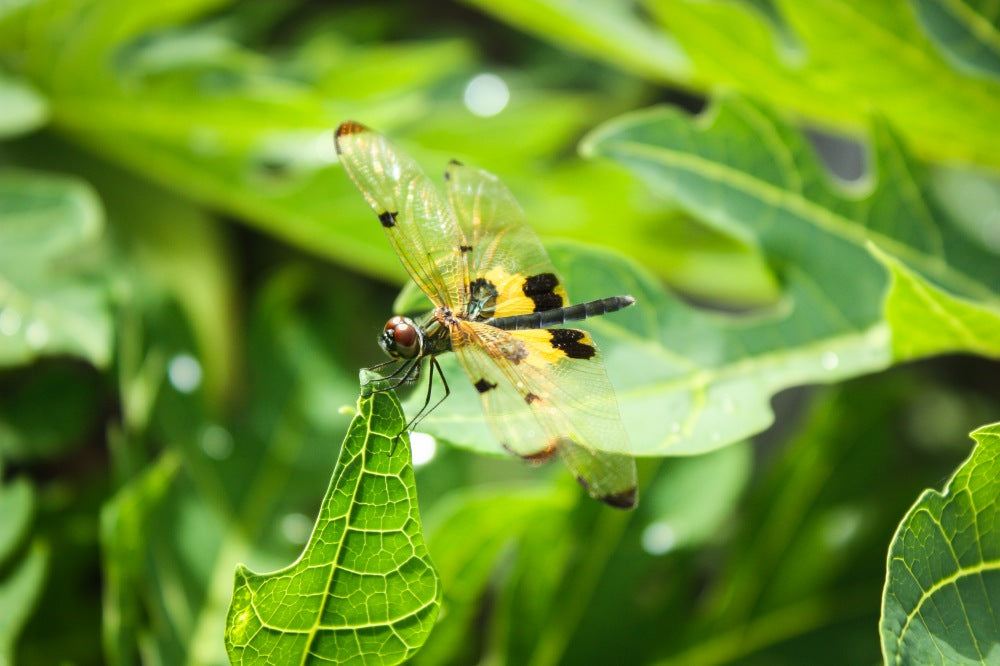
[335,121,638,509]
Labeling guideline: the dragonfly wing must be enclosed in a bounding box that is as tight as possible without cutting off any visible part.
[335,122,468,310]
[452,320,637,508]
[443,161,568,319]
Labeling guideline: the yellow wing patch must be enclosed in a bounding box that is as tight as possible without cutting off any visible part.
[476,268,567,319]
[455,323,596,369]
[513,329,597,368]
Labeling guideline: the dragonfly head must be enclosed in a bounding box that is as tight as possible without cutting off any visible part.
[380,315,423,359]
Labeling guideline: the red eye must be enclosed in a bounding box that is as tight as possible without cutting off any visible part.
[393,322,417,348]
[381,316,420,358]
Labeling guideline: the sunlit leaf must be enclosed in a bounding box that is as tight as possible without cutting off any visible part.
[458,0,693,84]
[647,0,1000,164]
[465,0,1000,168]
[0,169,111,367]
[880,422,1000,665]
[872,244,1000,361]
[225,387,440,665]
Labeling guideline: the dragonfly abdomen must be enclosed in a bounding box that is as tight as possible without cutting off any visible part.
[486,295,635,331]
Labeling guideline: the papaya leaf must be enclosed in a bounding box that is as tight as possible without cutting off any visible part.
[463,0,1000,168]
[458,0,693,84]
[225,387,441,665]
[645,0,1000,166]
[0,169,111,367]
[534,95,999,455]
[880,422,1000,664]
[871,243,1000,361]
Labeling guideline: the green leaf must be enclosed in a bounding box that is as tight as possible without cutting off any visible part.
[458,0,693,84]
[465,0,1000,168]
[0,476,48,665]
[872,243,1000,361]
[225,388,441,665]
[880,422,1000,665]
[0,169,111,367]
[0,73,47,138]
[650,0,1000,164]
[908,0,1000,79]
[0,542,47,665]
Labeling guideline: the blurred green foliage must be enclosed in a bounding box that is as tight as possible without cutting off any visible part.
[0,1,998,664]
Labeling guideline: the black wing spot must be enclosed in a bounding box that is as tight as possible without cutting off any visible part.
[460,245,473,253]
[523,272,563,312]
[600,486,638,510]
[474,378,497,393]
[577,476,637,508]
[549,329,595,360]
[378,211,398,228]
[524,392,540,404]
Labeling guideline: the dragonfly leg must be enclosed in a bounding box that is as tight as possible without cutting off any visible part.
[365,358,422,393]
[404,357,450,433]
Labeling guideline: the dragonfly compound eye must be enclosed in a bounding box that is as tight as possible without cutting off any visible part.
[382,316,420,358]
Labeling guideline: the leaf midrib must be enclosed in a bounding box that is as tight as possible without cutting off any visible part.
[300,407,370,664]
[891,555,1000,663]
[604,138,996,302]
